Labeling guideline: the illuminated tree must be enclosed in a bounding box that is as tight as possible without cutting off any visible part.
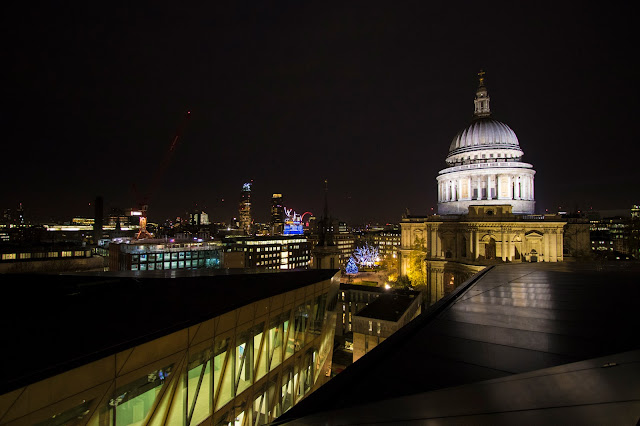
[379,251,399,282]
[406,236,426,287]
[406,250,426,287]
[345,257,358,274]
[353,243,380,268]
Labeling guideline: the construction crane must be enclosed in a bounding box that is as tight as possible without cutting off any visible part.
[133,111,191,239]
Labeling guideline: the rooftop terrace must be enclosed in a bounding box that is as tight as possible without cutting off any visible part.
[277,262,640,424]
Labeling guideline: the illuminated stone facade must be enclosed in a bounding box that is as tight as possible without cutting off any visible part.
[437,72,535,215]
[400,205,566,302]
[400,74,566,303]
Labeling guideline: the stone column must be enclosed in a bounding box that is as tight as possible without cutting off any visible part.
[486,175,491,200]
[531,176,535,200]
[556,228,563,261]
[515,176,521,199]
[469,230,474,259]
[436,269,444,301]
[426,226,431,256]
[476,179,481,200]
[544,229,550,262]
[430,227,437,258]
[501,229,507,261]
[550,231,558,262]
[430,269,438,305]
[474,230,480,259]
[489,175,493,199]
[507,175,512,200]
[496,174,501,200]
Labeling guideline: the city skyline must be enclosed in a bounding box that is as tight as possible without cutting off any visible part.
[4,3,638,224]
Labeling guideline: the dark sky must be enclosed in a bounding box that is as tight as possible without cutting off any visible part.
[3,2,638,224]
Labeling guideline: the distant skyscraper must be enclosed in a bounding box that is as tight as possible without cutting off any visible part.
[17,203,25,225]
[239,182,252,235]
[271,193,284,235]
[189,211,210,226]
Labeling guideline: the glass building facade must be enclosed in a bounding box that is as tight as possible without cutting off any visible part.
[0,272,339,426]
[109,240,222,271]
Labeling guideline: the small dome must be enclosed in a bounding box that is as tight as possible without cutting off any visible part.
[448,117,521,157]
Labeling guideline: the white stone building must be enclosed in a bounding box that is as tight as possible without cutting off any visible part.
[400,73,568,304]
[437,72,535,215]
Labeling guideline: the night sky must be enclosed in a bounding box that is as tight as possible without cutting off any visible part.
[3,2,638,224]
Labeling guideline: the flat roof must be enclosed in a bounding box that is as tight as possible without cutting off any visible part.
[276,262,640,424]
[355,293,419,322]
[0,269,338,395]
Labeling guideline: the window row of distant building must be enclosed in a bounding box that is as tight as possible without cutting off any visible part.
[1,249,91,261]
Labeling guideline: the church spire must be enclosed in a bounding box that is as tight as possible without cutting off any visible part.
[317,179,335,247]
[473,69,491,118]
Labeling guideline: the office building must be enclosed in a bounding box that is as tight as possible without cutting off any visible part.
[239,182,252,235]
[0,269,340,425]
[221,236,311,270]
[109,239,222,271]
[271,194,284,235]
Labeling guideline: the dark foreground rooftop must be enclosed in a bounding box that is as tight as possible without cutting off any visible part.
[276,262,640,424]
[0,269,338,395]
[355,292,419,322]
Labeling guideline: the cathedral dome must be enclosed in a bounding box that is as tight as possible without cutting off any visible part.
[437,71,536,216]
[448,117,521,156]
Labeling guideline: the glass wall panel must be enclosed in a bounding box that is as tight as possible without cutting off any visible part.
[303,300,314,346]
[235,329,252,396]
[233,411,244,426]
[252,388,268,426]
[215,338,233,411]
[188,349,212,426]
[35,399,93,426]
[292,304,307,353]
[266,376,278,422]
[166,368,186,426]
[280,369,293,414]
[302,350,314,395]
[253,323,267,382]
[111,365,172,426]
[268,313,285,371]
[293,364,302,403]
[284,316,294,360]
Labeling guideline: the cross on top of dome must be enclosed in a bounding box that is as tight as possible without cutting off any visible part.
[474,70,491,118]
[478,69,486,86]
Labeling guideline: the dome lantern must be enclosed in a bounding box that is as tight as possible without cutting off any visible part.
[473,69,491,118]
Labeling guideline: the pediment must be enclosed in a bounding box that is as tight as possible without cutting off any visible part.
[525,230,544,239]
